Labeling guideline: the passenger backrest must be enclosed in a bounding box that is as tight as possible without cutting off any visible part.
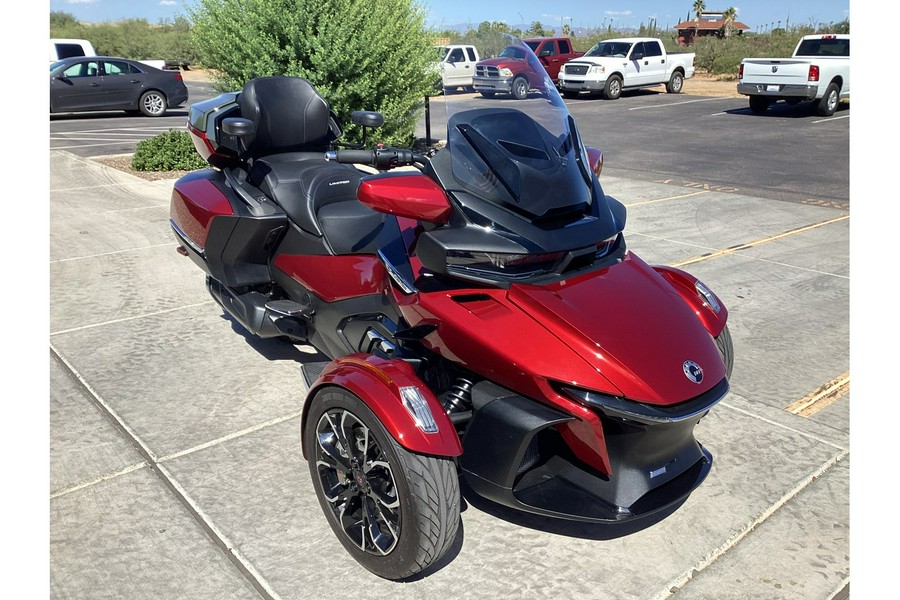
[238,76,340,158]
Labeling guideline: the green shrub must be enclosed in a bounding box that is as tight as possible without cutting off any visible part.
[131,129,208,172]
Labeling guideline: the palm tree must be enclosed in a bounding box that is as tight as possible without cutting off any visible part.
[693,0,706,43]
[722,6,737,38]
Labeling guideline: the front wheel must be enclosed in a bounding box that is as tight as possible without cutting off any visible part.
[511,76,529,100]
[139,90,168,117]
[816,82,840,117]
[305,387,460,580]
[666,71,684,94]
[603,75,622,100]
[715,324,735,381]
[479,90,495,98]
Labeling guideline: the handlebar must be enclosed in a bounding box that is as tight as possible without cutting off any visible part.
[325,147,427,170]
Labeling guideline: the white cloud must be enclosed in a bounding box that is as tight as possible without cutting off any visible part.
[66,0,98,5]
[604,11,633,17]
[160,1,177,5]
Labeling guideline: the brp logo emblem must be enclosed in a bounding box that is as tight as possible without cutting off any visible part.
[683,361,703,383]
[772,65,779,73]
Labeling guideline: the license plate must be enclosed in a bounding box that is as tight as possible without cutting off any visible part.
[766,85,780,92]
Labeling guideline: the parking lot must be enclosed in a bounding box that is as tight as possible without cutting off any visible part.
[49,87,851,599]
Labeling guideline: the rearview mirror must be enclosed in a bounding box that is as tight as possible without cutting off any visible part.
[358,173,451,224]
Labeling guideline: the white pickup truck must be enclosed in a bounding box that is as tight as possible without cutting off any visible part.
[737,34,850,116]
[434,44,480,91]
[558,37,695,100]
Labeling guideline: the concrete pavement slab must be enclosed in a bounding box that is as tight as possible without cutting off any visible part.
[50,304,318,460]
[159,388,845,600]
[50,467,260,600]
[673,458,850,600]
[50,243,211,333]
[49,203,173,262]
[50,353,144,495]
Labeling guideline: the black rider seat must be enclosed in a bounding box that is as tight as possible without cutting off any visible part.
[237,76,383,254]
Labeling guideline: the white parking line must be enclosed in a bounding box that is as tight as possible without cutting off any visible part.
[629,97,724,111]
[812,115,850,124]
[51,142,146,150]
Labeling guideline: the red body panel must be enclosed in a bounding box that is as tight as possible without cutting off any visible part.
[358,174,452,224]
[273,254,386,302]
[509,253,725,405]
[653,265,728,337]
[170,172,233,250]
[303,354,463,458]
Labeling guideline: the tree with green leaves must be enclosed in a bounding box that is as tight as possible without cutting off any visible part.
[693,0,706,43]
[722,7,737,38]
[525,21,549,37]
[189,0,435,147]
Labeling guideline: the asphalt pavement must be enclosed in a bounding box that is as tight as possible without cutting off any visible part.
[49,132,850,598]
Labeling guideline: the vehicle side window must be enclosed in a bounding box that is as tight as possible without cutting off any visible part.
[62,61,100,78]
[559,40,571,54]
[466,48,477,62]
[540,42,557,56]
[103,61,131,76]
[448,48,464,62]
[630,43,644,58]
[644,41,663,57]
[54,43,87,60]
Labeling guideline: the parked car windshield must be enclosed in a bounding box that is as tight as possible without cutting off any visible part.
[584,41,633,58]
[498,46,528,60]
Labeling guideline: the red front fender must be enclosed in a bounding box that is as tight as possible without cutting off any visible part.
[301,354,462,458]
[653,266,728,336]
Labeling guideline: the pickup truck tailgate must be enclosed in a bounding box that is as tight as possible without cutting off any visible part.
[740,59,812,84]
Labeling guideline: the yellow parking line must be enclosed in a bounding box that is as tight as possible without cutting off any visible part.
[672,215,849,268]
[785,372,850,417]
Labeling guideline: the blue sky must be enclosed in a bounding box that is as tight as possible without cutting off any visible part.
[50,1,851,31]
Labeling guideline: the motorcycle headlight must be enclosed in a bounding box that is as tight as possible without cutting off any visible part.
[695,280,721,314]
[499,67,514,77]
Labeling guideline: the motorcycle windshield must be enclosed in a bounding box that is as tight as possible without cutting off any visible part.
[438,36,594,221]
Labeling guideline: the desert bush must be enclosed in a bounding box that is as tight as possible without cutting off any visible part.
[131,130,207,172]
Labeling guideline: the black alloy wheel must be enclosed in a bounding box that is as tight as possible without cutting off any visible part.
[305,387,460,580]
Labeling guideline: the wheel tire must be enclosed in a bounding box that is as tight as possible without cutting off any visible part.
[748,96,770,114]
[305,387,460,580]
[511,76,529,100]
[715,324,735,381]
[603,75,622,100]
[479,90,495,98]
[816,82,840,117]
[666,71,684,94]
[562,90,579,99]
[139,90,168,117]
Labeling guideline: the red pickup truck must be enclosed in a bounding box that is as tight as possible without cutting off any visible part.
[473,37,583,99]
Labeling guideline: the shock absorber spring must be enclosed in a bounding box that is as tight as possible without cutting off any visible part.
[442,377,475,414]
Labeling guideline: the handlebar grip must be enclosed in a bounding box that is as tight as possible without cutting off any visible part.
[327,149,376,165]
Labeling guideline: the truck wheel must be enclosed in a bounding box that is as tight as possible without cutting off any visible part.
[603,75,622,100]
[512,76,529,100]
[816,83,840,117]
[479,91,496,98]
[305,387,460,580]
[666,71,684,94]
[748,96,770,114]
